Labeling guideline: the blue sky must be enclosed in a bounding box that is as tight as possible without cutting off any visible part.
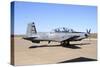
[12,1,97,34]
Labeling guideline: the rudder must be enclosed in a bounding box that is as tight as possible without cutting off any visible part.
[26,22,37,36]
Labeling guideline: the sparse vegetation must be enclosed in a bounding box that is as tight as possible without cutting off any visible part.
[11,35,26,37]
[89,33,97,38]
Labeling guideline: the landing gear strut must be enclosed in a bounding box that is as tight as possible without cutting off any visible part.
[61,41,70,47]
[67,41,70,45]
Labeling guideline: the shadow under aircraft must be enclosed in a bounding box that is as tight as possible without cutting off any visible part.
[29,43,90,49]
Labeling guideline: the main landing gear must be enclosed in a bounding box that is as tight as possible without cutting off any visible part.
[61,41,70,47]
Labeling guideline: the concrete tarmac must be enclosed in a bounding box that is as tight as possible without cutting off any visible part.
[13,37,97,65]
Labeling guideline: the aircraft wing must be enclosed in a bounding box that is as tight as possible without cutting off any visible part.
[58,35,80,42]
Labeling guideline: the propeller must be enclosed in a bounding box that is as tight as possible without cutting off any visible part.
[86,29,91,41]
[85,29,91,37]
[86,29,91,34]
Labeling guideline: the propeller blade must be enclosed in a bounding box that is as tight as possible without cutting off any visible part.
[86,29,91,34]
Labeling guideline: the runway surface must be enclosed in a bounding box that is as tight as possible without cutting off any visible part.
[13,37,97,65]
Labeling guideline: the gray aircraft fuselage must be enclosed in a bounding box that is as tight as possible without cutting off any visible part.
[23,22,90,45]
[24,32,89,43]
[32,32,86,41]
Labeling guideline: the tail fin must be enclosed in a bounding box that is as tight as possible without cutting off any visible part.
[26,22,37,36]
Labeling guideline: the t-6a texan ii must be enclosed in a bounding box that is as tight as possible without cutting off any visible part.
[23,22,91,46]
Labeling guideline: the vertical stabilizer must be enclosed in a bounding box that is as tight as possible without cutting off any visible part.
[26,22,37,36]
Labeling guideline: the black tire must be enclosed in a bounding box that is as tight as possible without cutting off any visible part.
[61,41,70,47]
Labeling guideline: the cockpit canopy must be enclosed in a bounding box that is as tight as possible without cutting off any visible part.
[53,27,77,33]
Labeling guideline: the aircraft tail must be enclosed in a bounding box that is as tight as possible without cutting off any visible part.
[26,22,37,36]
